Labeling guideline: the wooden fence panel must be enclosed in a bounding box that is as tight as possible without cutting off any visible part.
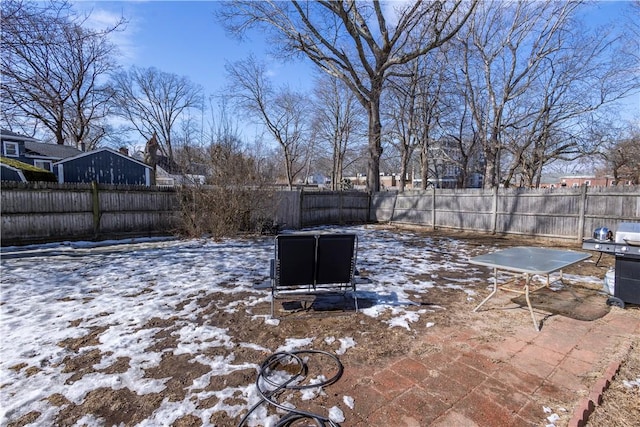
[1,183,637,246]
[370,193,396,222]
[2,212,94,243]
[274,191,301,229]
[435,190,493,231]
[300,191,369,226]
[1,183,178,245]
[378,186,638,241]
[391,191,433,224]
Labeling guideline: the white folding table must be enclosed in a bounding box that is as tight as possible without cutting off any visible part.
[469,246,591,331]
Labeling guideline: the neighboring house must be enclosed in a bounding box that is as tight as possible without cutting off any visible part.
[561,175,636,188]
[1,157,57,182]
[54,148,153,186]
[1,129,82,172]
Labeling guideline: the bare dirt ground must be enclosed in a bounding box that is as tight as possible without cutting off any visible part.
[7,225,637,427]
[586,337,640,427]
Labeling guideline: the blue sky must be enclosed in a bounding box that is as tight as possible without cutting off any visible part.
[77,0,638,151]
[83,0,315,97]
[81,0,638,100]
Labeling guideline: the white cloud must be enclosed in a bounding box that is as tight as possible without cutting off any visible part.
[75,2,140,64]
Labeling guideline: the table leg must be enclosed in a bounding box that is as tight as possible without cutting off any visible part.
[524,274,540,331]
[473,267,498,312]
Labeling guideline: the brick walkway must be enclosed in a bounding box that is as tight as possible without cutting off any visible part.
[331,304,640,426]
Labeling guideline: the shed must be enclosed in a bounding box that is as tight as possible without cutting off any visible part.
[54,148,152,185]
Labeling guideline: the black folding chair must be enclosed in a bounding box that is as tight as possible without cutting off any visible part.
[316,234,358,311]
[271,234,317,317]
[270,233,360,318]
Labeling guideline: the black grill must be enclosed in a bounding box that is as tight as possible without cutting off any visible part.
[582,222,640,308]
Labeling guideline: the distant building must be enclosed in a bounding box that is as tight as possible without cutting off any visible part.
[1,129,82,172]
[54,148,153,186]
[559,175,633,188]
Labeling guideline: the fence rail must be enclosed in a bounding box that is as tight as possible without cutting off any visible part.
[1,182,638,246]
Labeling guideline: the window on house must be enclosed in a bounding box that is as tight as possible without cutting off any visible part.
[3,141,19,157]
[34,160,52,171]
[584,180,591,186]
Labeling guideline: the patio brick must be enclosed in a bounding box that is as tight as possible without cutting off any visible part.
[390,357,431,382]
[348,384,387,421]
[556,356,595,377]
[533,329,583,354]
[457,388,524,426]
[546,367,590,394]
[457,350,501,374]
[421,370,471,404]
[370,366,417,399]
[430,410,480,427]
[437,359,489,391]
[479,377,533,410]
[535,379,578,403]
[394,388,451,425]
[568,347,602,364]
[492,363,545,395]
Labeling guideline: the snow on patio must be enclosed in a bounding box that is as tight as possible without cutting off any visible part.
[0,225,602,426]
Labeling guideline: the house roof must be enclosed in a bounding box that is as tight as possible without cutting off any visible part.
[24,141,82,159]
[54,147,152,169]
[1,128,83,160]
[0,157,57,182]
[0,129,37,143]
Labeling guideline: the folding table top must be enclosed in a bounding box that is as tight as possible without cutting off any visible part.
[469,246,591,275]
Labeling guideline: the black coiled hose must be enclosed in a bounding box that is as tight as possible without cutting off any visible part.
[237,350,344,427]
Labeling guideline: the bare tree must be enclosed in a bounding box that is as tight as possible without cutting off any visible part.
[599,123,640,186]
[311,74,365,190]
[225,56,309,190]
[219,0,477,192]
[457,0,640,188]
[1,0,124,148]
[457,1,582,188]
[110,66,204,164]
[384,61,420,192]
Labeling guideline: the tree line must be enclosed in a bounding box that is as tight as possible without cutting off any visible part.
[2,0,639,192]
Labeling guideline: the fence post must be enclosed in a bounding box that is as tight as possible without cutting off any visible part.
[577,184,588,243]
[91,181,101,237]
[491,187,499,234]
[431,187,437,229]
[389,191,398,224]
[298,188,304,229]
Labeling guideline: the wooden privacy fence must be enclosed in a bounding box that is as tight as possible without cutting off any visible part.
[1,183,638,246]
[271,190,370,230]
[371,186,639,242]
[1,182,178,246]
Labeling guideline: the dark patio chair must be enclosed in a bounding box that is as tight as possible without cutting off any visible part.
[271,234,317,317]
[315,234,358,311]
[270,233,361,318]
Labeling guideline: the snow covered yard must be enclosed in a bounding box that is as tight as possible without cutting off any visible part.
[0,225,605,426]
